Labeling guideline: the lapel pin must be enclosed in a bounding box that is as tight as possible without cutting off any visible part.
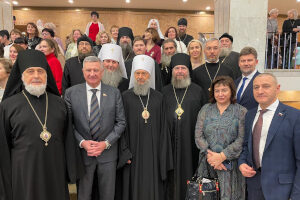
[103,93,107,96]
[278,112,283,116]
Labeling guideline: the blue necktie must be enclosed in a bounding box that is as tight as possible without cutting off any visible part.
[237,77,247,103]
[90,89,100,135]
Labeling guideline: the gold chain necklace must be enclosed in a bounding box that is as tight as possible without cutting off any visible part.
[204,62,221,91]
[138,90,150,123]
[173,85,189,120]
[22,90,51,146]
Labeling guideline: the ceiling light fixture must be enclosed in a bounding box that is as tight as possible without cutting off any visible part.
[205,6,211,10]
[125,0,130,3]
[22,8,30,11]
[68,0,74,3]
[297,0,300,2]
[183,0,188,2]
[12,1,18,5]
[199,11,206,15]
[75,9,80,11]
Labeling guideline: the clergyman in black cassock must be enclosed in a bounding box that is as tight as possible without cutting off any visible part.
[192,38,234,101]
[0,50,83,200]
[162,53,206,200]
[121,55,173,200]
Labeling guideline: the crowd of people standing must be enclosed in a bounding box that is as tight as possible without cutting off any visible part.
[0,9,299,200]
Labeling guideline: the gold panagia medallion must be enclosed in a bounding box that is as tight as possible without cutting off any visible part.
[40,128,52,146]
[142,109,150,123]
[175,105,184,120]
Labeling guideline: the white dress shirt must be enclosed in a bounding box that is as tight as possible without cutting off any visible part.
[86,82,101,117]
[80,82,101,148]
[236,69,257,98]
[252,99,279,166]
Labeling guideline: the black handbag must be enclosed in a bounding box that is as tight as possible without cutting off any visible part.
[185,155,220,200]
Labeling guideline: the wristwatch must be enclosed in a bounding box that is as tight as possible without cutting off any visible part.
[105,140,111,149]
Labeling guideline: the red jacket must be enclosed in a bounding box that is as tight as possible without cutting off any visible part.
[46,53,63,94]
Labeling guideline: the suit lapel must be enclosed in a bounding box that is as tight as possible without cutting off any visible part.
[240,71,259,102]
[264,103,286,151]
[99,83,107,120]
[80,84,89,122]
[247,109,257,163]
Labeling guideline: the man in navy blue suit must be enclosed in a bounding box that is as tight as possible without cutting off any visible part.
[238,73,300,200]
[235,47,260,110]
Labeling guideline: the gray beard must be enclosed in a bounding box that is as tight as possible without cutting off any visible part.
[120,43,133,60]
[219,47,232,57]
[133,79,150,96]
[78,51,94,60]
[101,68,123,88]
[171,76,191,89]
[161,53,173,68]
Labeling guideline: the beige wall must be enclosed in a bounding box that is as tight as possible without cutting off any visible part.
[13,9,214,46]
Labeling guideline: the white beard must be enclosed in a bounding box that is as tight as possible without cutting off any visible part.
[23,82,47,97]
[22,74,47,97]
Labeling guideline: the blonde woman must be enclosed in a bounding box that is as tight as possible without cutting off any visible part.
[187,39,205,70]
[65,29,83,60]
[93,31,111,56]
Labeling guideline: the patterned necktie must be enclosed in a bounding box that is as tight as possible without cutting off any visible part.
[89,89,100,135]
[252,109,268,169]
[237,77,248,103]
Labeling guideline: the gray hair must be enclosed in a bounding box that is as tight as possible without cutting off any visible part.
[269,8,279,15]
[83,56,102,68]
[204,37,220,48]
[288,9,298,20]
[255,73,278,85]
[162,38,177,49]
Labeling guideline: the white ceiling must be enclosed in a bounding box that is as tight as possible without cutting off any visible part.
[8,0,300,14]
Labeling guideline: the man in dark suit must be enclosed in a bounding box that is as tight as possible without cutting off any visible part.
[64,56,126,200]
[235,47,260,110]
[238,73,300,200]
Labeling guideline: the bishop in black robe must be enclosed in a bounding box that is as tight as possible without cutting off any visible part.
[162,53,206,200]
[120,55,173,200]
[0,50,83,200]
[122,88,172,200]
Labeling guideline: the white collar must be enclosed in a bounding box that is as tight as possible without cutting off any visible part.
[86,82,101,91]
[206,59,219,64]
[242,69,257,80]
[257,99,279,112]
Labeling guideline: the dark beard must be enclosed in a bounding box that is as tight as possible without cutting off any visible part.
[178,31,186,38]
[120,43,133,60]
[78,51,94,60]
[101,68,123,88]
[171,76,191,89]
[161,53,172,68]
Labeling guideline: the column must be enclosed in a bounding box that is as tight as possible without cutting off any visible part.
[0,1,14,31]
[214,0,230,38]
[214,0,268,72]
